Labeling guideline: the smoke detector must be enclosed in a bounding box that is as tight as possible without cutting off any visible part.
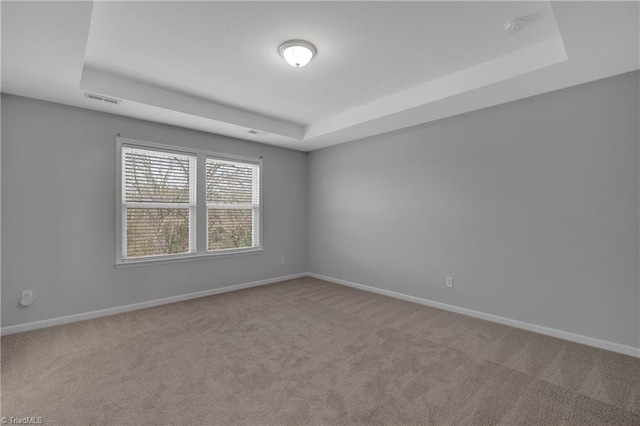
[84,92,121,105]
[504,19,527,34]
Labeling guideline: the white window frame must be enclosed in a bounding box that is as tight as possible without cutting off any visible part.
[116,137,263,267]
[206,156,261,254]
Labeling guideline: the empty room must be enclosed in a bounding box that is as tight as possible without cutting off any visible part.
[1,1,639,425]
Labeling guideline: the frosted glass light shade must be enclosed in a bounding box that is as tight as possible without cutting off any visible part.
[278,40,317,68]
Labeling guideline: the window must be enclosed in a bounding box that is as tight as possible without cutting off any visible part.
[122,146,196,258]
[117,137,262,266]
[207,158,260,251]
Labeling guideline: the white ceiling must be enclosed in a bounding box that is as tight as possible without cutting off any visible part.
[84,1,560,124]
[2,1,639,152]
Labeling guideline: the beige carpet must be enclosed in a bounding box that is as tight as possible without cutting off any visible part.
[2,277,639,425]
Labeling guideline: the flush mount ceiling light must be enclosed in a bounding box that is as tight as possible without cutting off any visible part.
[278,40,317,68]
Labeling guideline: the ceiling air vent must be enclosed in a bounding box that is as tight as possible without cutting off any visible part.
[84,92,121,105]
[248,129,269,136]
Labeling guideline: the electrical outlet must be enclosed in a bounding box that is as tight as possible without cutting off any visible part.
[446,277,454,288]
[21,290,34,306]
[280,257,285,265]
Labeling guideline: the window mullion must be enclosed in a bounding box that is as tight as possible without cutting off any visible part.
[123,202,193,209]
[207,203,255,209]
[196,153,207,255]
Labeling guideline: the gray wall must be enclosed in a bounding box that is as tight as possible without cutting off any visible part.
[308,71,640,348]
[3,72,639,349]
[1,94,308,327]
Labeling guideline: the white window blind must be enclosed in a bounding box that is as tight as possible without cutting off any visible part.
[207,157,260,251]
[117,137,263,266]
[122,146,196,259]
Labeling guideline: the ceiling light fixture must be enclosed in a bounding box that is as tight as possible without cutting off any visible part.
[278,40,317,68]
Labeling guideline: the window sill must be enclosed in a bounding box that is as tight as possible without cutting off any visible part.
[115,248,264,268]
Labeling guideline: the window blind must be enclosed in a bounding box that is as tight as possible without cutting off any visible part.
[206,157,260,251]
[122,146,196,258]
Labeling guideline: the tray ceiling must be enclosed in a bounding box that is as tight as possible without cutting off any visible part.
[2,1,638,151]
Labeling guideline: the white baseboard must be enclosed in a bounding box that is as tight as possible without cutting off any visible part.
[4,271,638,358]
[307,272,640,358]
[0,273,307,336]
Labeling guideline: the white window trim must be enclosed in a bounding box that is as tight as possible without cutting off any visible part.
[205,156,261,251]
[116,137,264,268]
